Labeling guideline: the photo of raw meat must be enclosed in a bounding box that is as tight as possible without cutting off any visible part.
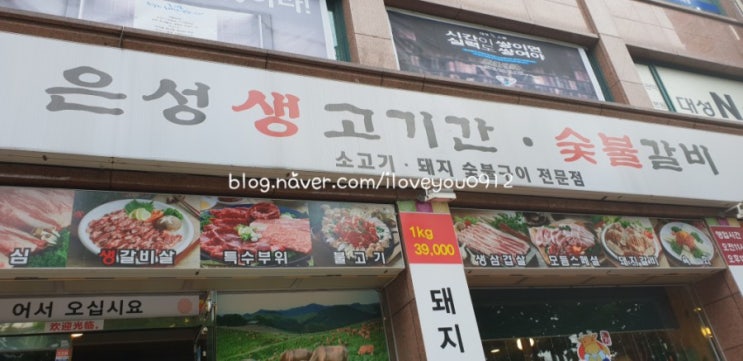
[452,209,541,267]
[199,201,312,266]
[0,187,74,268]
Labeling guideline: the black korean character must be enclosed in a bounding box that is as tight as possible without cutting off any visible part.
[438,324,464,352]
[33,302,54,318]
[444,116,497,152]
[107,300,124,315]
[9,248,30,266]
[127,300,143,314]
[418,158,435,175]
[430,287,456,314]
[554,170,569,185]
[12,302,31,319]
[570,171,585,187]
[675,97,698,114]
[515,167,531,182]
[324,103,380,139]
[679,144,718,175]
[357,153,375,169]
[377,155,395,172]
[480,164,496,181]
[640,139,682,172]
[696,100,716,117]
[436,160,453,177]
[46,66,126,115]
[386,110,438,148]
[462,162,479,177]
[87,300,104,317]
[65,301,84,316]
[335,151,354,168]
[537,168,553,184]
[142,79,210,125]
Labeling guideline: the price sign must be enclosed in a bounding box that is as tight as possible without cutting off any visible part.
[398,213,462,265]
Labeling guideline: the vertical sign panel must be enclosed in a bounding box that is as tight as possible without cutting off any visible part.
[399,212,485,361]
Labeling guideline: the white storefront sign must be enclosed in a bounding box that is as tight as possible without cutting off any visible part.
[1,32,742,205]
[0,294,199,322]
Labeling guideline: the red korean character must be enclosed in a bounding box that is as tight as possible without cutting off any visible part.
[555,127,596,164]
[598,133,642,168]
[232,90,300,137]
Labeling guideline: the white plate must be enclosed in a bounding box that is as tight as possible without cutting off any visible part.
[601,222,661,261]
[78,199,195,255]
[659,222,714,266]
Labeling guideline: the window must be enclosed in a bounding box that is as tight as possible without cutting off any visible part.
[657,0,726,15]
[636,64,743,122]
[472,287,722,361]
[387,9,605,101]
[0,0,348,61]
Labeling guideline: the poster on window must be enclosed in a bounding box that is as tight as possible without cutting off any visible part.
[388,10,604,100]
[75,0,333,58]
[650,66,742,122]
[216,290,390,361]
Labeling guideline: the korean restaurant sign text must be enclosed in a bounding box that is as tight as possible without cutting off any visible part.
[0,295,199,322]
[1,31,742,204]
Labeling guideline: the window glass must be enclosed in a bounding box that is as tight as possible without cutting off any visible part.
[0,0,338,60]
[635,64,670,111]
[637,64,743,122]
[472,287,721,361]
[658,0,725,15]
[387,9,605,101]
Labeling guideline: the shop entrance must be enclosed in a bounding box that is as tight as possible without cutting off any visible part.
[71,328,204,361]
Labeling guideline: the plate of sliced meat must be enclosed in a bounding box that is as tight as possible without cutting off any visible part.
[199,202,312,266]
[78,199,195,256]
[452,210,539,267]
[0,188,75,268]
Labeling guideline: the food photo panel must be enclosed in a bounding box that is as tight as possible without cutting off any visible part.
[651,218,723,267]
[591,216,667,267]
[67,190,201,268]
[0,187,75,269]
[451,208,544,268]
[198,198,312,267]
[523,212,609,268]
[309,201,402,267]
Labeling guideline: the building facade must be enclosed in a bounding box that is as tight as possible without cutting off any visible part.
[0,0,742,360]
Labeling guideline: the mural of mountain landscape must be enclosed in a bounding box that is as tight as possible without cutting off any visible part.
[216,290,389,361]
